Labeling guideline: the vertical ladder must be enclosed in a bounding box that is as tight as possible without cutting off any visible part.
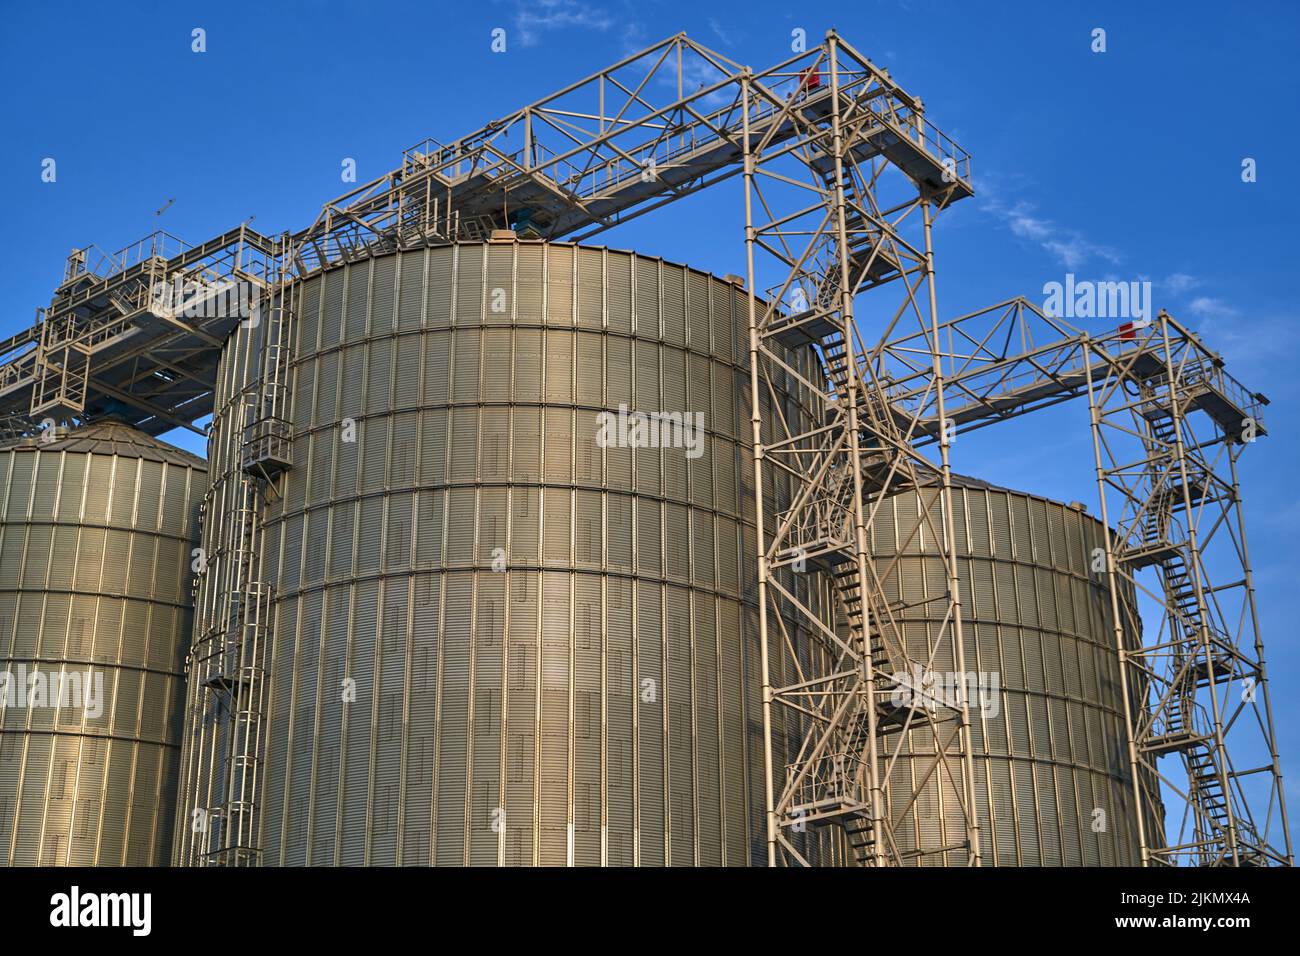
[198,235,295,865]
[201,467,271,866]
[242,292,295,479]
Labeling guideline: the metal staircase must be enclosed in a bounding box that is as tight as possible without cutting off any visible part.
[1110,344,1281,866]
[751,58,986,862]
[828,554,891,867]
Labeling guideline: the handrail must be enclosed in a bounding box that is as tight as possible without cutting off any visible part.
[63,230,191,284]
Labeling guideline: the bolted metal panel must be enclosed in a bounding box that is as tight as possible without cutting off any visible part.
[862,481,1159,866]
[176,241,837,866]
[0,422,205,865]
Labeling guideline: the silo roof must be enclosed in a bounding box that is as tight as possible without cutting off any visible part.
[0,419,207,469]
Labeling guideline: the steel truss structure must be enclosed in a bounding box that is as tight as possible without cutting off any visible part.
[1083,314,1290,866]
[736,37,981,867]
[0,30,1287,866]
[870,297,1291,866]
[0,228,278,440]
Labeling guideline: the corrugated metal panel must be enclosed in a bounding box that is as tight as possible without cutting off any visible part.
[871,484,1145,866]
[182,241,1147,868]
[0,426,204,865]
[178,241,817,866]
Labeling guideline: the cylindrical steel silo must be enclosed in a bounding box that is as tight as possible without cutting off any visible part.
[176,239,835,866]
[864,476,1159,865]
[0,421,205,865]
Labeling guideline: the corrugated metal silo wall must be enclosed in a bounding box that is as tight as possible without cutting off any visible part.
[865,484,1160,865]
[177,240,839,866]
[0,435,204,864]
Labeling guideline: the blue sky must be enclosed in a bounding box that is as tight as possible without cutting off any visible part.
[2,1,1297,847]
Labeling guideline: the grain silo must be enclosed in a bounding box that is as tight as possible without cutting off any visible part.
[0,421,205,865]
[172,238,1163,868]
[859,477,1159,866]
[174,237,838,866]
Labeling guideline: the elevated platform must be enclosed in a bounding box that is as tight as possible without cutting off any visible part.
[0,227,277,437]
[1141,729,1206,756]
[378,32,973,258]
[241,418,294,479]
[1125,540,1185,570]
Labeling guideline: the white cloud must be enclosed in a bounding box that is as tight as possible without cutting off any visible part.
[620,20,648,55]
[980,192,1120,270]
[708,18,739,46]
[1041,236,1121,271]
[1182,309,1296,376]
[1186,296,1239,321]
[513,0,616,48]
[1162,272,1201,294]
[1005,202,1051,240]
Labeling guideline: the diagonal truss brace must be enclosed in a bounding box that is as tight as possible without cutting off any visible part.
[742,32,981,867]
